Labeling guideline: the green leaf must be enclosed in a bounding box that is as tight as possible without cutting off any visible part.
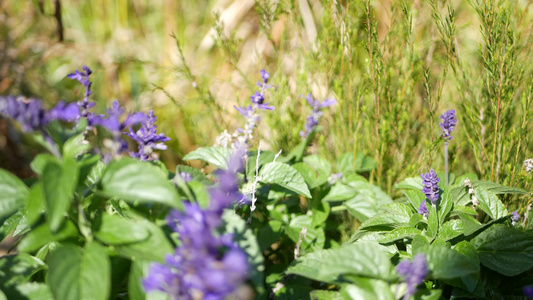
[303,155,332,175]
[24,182,45,226]
[394,177,423,191]
[286,242,397,282]
[450,241,480,292]
[63,133,91,158]
[417,244,479,280]
[292,162,328,189]
[48,242,110,300]
[311,197,330,227]
[438,187,453,224]
[472,180,527,195]
[378,227,422,244]
[30,154,59,176]
[280,129,317,163]
[17,220,78,253]
[341,278,394,300]
[42,158,78,232]
[0,212,22,242]
[182,147,232,169]
[0,169,29,220]
[0,253,45,298]
[450,206,478,217]
[458,213,482,236]
[114,220,173,262]
[473,187,508,220]
[427,204,438,239]
[286,215,325,252]
[437,220,463,241]
[259,162,311,198]
[471,225,533,276]
[93,214,150,245]
[175,165,209,183]
[403,190,425,211]
[100,158,181,209]
[188,181,210,208]
[222,211,266,296]
[14,282,54,300]
[358,213,410,231]
[323,183,358,201]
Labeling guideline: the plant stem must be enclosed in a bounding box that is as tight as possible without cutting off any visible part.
[445,141,449,186]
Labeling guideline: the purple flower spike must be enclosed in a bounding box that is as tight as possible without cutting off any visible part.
[421,169,440,205]
[126,110,170,161]
[439,109,457,141]
[396,254,427,300]
[260,69,270,84]
[300,93,336,138]
[0,96,48,132]
[511,210,520,226]
[418,201,429,218]
[68,65,95,122]
[229,69,275,150]
[145,154,249,299]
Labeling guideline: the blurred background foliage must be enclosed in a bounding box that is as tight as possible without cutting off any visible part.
[2,0,533,204]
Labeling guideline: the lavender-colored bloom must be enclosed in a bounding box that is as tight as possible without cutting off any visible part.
[439,110,457,141]
[144,154,249,299]
[126,110,170,161]
[48,101,80,122]
[68,65,96,123]
[421,169,440,205]
[396,254,427,299]
[0,96,48,132]
[418,201,429,218]
[300,93,336,138]
[524,285,533,299]
[93,101,145,157]
[230,70,275,151]
[511,210,520,226]
[176,172,193,183]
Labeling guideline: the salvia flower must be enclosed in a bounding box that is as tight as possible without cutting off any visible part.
[524,159,533,172]
[418,201,429,218]
[67,65,96,123]
[143,153,249,300]
[439,109,457,141]
[396,254,428,300]
[126,110,170,161]
[421,169,440,205]
[300,93,336,138]
[228,70,274,151]
[48,101,81,122]
[511,211,520,226]
[0,96,48,132]
[93,101,145,158]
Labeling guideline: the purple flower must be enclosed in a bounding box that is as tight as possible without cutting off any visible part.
[250,91,265,105]
[68,65,96,123]
[144,158,249,299]
[300,93,336,138]
[0,96,48,132]
[421,169,440,205]
[260,69,270,84]
[176,172,193,183]
[439,110,457,141]
[92,101,145,157]
[48,101,80,122]
[396,254,427,299]
[511,210,520,226]
[418,201,429,218]
[230,70,275,150]
[126,110,170,161]
[524,285,533,299]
